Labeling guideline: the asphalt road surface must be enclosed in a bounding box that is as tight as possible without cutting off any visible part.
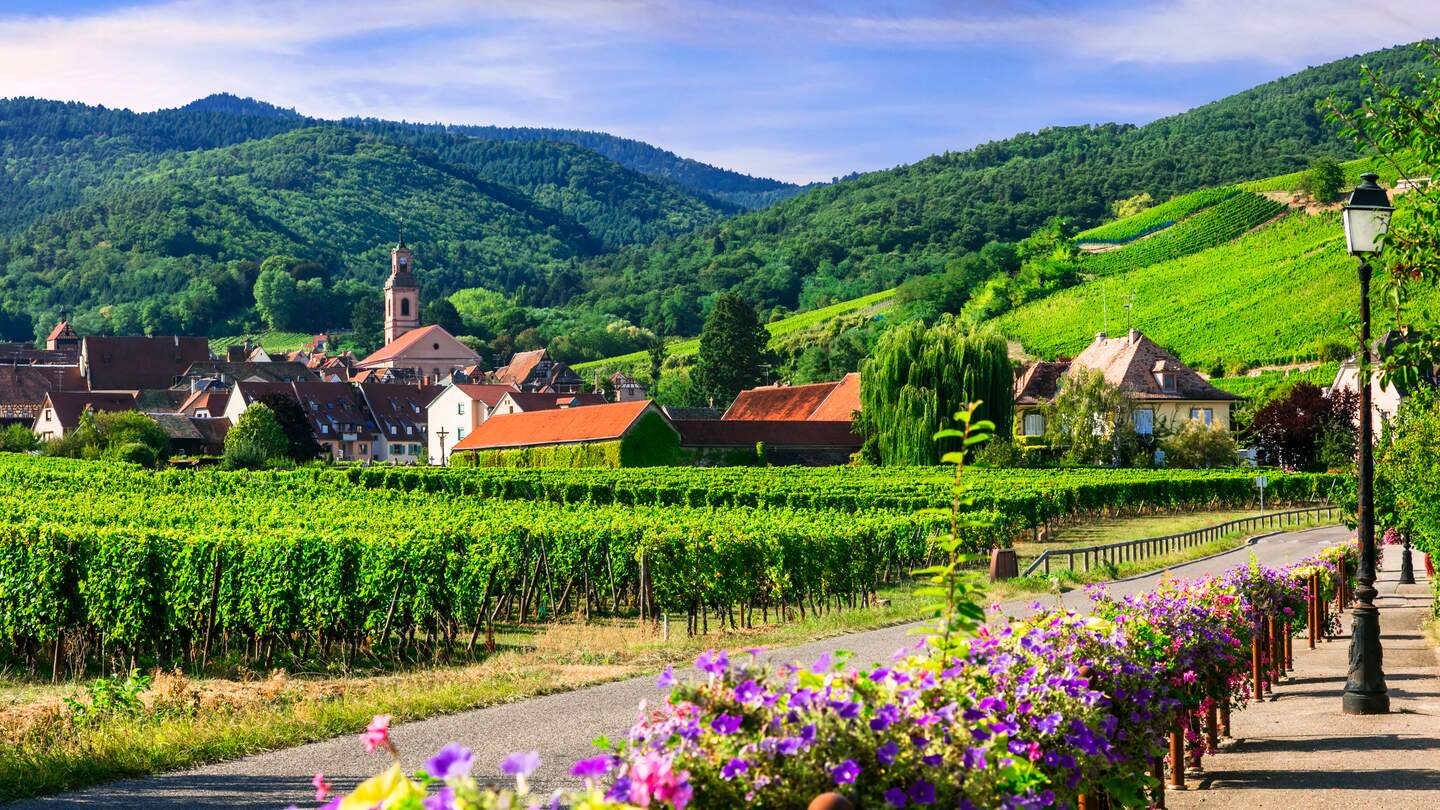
[9,524,1347,809]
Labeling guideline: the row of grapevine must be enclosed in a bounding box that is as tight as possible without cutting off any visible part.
[1083,192,1287,276]
[331,464,1339,526]
[994,210,1422,368]
[0,457,954,672]
[1075,186,1239,244]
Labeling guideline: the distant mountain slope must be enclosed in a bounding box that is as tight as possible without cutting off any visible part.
[0,127,595,334]
[365,120,808,209]
[0,96,737,250]
[563,42,1430,337]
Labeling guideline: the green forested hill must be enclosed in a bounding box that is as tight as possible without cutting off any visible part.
[563,43,1428,337]
[0,128,596,335]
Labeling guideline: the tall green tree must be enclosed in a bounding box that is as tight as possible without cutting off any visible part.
[693,293,770,407]
[1302,156,1344,201]
[1042,368,1138,467]
[424,298,466,335]
[859,317,1013,465]
[255,392,323,463]
[254,268,300,330]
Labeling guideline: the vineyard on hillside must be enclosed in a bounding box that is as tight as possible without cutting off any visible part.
[995,210,1438,368]
[0,456,1340,672]
[1081,192,1287,276]
[1075,186,1239,244]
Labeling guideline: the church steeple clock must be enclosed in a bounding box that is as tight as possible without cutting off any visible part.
[384,234,420,344]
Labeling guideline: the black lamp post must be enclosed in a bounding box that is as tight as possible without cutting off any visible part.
[1341,173,1392,715]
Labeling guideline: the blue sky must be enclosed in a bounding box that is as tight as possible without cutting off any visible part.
[2,1,1437,183]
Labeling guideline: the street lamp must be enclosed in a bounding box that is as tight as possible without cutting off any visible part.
[1341,172,1393,716]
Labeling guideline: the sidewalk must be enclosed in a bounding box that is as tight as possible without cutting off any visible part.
[1171,552,1440,809]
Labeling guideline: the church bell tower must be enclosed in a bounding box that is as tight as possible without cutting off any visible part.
[384,235,420,344]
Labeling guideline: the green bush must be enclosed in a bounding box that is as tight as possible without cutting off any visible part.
[1161,422,1238,469]
[0,423,38,453]
[223,404,289,470]
[108,441,157,468]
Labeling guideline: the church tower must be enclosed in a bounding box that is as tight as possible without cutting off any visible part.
[384,235,420,344]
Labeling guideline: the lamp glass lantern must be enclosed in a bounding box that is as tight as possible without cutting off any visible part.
[1342,172,1394,255]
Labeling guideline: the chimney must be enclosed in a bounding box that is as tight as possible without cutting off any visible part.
[1094,331,1108,343]
[1129,328,1141,345]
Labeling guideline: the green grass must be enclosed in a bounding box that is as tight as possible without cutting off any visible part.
[1211,363,1340,398]
[1081,192,1286,277]
[1076,186,1239,244]
[209,331,313,352]
[573,288,895,373]
[1237,155,1409,194]
[995,210,1439,369]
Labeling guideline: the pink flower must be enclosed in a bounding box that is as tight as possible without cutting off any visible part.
[312,772,332,802]
[362,714,393,755]
[627,751,692,809]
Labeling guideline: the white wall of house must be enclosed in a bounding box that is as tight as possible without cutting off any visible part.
[425,386,485,465]
[375,435,426,464]
[32,403,64,440]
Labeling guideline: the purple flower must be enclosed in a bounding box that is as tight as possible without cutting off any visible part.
[830,700,861,720]
[734,680,763,704]
[909,780,935,805]
[657,665,676,688]
[721,758,749,780]
[570,755,612,781]
[425,743,474,780]
[812,653,832,673]
[696,650,730,675]
[870,703,901,731]
[885,787,909,807]
[1035,712,1062,735]
[422,787,456,810]
[500,750,541,778]
[711,714,743,735]
[606,776,632,801]
[831,759,861,785]
[963,747,987,770]
[877,740,900,766]
[777,736,803,756]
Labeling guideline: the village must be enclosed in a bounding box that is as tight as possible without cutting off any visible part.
[4,238,1286,470]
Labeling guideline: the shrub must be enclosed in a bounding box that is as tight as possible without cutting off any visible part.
[108,441,157,468]
[224,403,289,469]
[1161,421,1238,468]
[0,423,38,453]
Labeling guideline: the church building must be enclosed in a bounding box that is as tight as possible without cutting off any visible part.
[355,238,481,382]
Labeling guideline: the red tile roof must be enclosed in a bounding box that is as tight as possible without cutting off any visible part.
[449,383,519,408]
[492,349,546,387]
[47,320,77,342]
[177,388,230,416]
[0,366,85,419]
[452,400,660,451]
[807,372,861,421]
[499,391,607,412]
[1055,330,1239,403]
[42,390,138,429]
[357,325,479,366]
[723,377,860,421]
[81,336,211,390]
[358,383,440,442]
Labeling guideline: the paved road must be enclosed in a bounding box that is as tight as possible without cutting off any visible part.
[10,525,1346,809]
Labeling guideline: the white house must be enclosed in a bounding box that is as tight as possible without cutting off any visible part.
[425,383,518,465]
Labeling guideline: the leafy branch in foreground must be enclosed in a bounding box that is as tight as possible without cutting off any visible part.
[914,400,995,658]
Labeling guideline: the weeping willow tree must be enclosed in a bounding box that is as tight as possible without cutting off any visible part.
[859,317,1013,465]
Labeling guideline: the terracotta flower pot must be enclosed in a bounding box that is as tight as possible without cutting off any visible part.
[1425,553,1434,578]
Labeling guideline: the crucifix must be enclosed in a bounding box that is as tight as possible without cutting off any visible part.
[436,427,449,466]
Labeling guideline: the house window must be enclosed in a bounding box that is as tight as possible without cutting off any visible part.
[1154,372,1177,393]
[457,427,466,440]
[1190,407,1214,426]
[43,409,52,421]
[457,402,466,415]
[1022,412,1045,437]
[1134,409,1155,435]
